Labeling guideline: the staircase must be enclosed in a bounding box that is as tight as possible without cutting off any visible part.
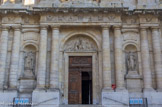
[59,105,102,107]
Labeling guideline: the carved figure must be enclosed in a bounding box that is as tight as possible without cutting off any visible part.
[24,51,36,78]
[126,51,137,71]
[64,36,97,51]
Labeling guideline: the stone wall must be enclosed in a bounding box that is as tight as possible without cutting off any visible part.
[0,0,162,107]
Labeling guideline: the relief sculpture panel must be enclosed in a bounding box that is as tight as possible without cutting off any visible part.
[64,36,97,52]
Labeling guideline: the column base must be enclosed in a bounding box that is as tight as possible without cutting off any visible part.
[102,87,114,92]
[32,90,60,107]
[0,90,17,107]
[102,91,129,107]
[143,91,162,107]
[157,88,162,92]
[115,87,127,92]
[143,88,155,92]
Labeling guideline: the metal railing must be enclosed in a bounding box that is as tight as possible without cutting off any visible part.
[13,97,31,107]
[129,98,148,107]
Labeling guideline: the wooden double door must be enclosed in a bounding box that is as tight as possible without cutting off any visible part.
[68,56,92,104]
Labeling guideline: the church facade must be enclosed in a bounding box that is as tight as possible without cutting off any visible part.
[0,0,162,107]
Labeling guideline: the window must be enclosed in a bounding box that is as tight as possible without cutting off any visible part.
[24,0,34,5]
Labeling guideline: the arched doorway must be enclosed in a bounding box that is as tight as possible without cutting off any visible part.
[62,34,100,104]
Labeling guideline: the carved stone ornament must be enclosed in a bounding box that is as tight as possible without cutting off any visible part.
[64,36,97,52]
[2,16,21,24]
[145,17,152,22]
[45,13,119,23]
[23,51,36,78]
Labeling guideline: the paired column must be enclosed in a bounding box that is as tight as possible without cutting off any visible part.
[0,25,9,90]
[114,26,125,91]
[37,25,48,89]
[50,26,60,90]
[9,25,21,89]
[151,27,162,91]
[140,27,153,91]
[102,26,112,90]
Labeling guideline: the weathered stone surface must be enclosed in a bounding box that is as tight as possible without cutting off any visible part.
[0,0,162,107]
[32,90,60,107]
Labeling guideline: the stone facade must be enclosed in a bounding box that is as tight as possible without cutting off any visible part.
[0,0,162,107]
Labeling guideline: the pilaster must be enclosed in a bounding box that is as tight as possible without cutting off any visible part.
[102,25,112,91]
[140,27,154,91]
[114,25,126,91]
[50,25,60,90]
[151,26,162,92]
[0,25,9,90]
[9,24,21,89]
[36,24,48,89]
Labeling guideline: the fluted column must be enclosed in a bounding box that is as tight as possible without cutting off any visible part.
[151,27,162,91]
[9,25,21,89]
[140,27,154,91]
[37,25,48,89]
[114,26,125,91]
[102,26,112,91]
[0,25,9,90]
[50,26,60,90]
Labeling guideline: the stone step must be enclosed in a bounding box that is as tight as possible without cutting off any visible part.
[59,105,102,107]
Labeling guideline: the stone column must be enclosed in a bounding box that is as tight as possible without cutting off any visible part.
[151,27,162,91]
[140,27,154,91]
[36,25,48,89]
[50,26,60,90]
[0,25,9,90]
[9,25,21,89]
[114,26,125,91]
[102,26,112,91]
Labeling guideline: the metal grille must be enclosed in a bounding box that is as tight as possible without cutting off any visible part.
[129,98,148,107]
[13,97,31,107]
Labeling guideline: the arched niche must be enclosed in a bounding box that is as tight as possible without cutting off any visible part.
[19,44,37,94]
[23,44,37,79]
[124,44,142,92]
[124,44,138,75]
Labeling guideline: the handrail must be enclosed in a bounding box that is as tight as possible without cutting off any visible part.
[103,97,128,106]
[33,97,58,106]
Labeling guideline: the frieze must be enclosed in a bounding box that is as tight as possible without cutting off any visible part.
[64,36,97,52]
[43,13,120,23]
[2,16,22,24]
[139,15,159,24]
[122,16,139,24]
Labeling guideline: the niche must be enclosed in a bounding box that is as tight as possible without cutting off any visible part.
[124,44,142,92]
[19,45,37,94]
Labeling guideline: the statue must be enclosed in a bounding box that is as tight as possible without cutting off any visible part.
[126,51,137,71]
[24,51,36,78]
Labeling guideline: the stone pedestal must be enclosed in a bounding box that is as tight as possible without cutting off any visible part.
[0,91,17,107]
[125,73,142,92]
[143,92,162,107]
[32,90,60,107]
[19,78,36,93]
[102,91,129,107]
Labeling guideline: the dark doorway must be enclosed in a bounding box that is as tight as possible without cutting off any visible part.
[82,72,92,104]
[68,56,92,104]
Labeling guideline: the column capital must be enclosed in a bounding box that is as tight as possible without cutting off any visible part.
[1,25,10,30]
[40,24,49,29]
[113,25,121,30]
[151,26,160,30]
[101,25,111,29]
[12,24,21,30]
[51,25,60,30]
[140,26,148,30]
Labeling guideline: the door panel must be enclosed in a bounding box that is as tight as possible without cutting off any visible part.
[68,71,81,104]
[68,56,92,104]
